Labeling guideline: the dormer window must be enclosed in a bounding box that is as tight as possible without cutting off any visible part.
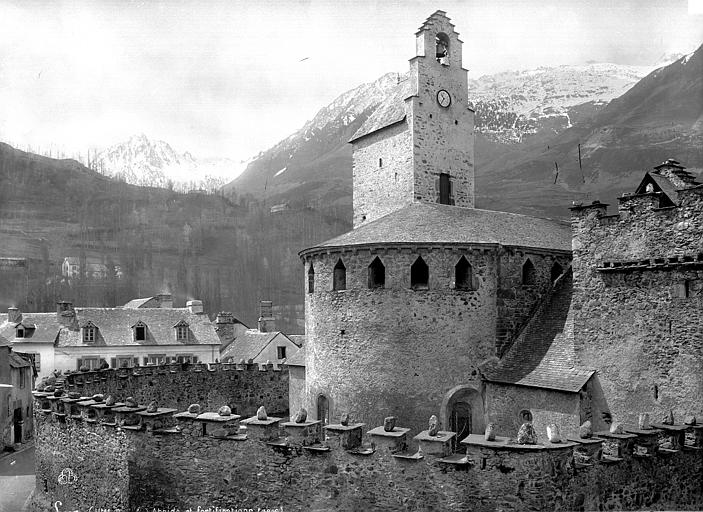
[82,321,97,343]
[174,320,189,342]
[132,321,147,341]
[16,327,25,338]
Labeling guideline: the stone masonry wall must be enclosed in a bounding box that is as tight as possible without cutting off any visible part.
[304,245,497,433]
[485,382,581,442]
[352,122,413,227]
[30,396,703,512]
[571,188,703,428]
[60,362,289,417]
[409,15,474,210]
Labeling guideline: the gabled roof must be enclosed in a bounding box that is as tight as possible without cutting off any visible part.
[349,77,413,143]
[301,202,571,255]
[9,351,31,369]
[635,172,679,207]
[288,334,305,348]
[481,269,595,393]
[0,313,62,344]
[220,330,295,362]
[123,297,158,309]
[56,308,220,347]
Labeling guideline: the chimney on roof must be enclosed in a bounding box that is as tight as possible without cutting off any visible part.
[258,300,275,333]
[156,293,173,309]
[187,300,203,315]
[652,159,699,188]
[215,312,235,343]
[216,312,234,324]
[56,301,76,326]
[7,307,21,324]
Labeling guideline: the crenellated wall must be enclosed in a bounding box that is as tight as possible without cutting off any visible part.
[30,390,703,512]
[56,362,289,418]
[571,187,703,429]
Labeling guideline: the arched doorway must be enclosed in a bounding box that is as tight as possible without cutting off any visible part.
[316,394,329,425]
[449,401,472,441]
[441,384,485,442]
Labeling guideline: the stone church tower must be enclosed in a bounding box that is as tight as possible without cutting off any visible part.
[350,11,474,227]
[297,11,571,436]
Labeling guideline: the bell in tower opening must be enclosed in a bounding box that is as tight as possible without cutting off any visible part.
[436,33,449,65]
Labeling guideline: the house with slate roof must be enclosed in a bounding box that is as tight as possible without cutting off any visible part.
[220,301,302,365]
[1,294,221,383]
[0,338,34,448]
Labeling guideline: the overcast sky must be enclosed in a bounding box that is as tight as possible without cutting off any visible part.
[1,0,702,163]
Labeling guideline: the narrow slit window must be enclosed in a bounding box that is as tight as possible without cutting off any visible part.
[439,173,451,205]
[411,256,429,290]
[333,259,346,291]
[368,257,385,289]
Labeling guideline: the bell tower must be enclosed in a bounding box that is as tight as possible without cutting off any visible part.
[350,11,474,228]
[408,10,475,209]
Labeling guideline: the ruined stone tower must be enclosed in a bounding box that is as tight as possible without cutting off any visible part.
[350,10,474,227]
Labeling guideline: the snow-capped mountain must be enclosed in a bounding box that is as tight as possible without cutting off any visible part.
[96,134,246,191]
[469,62,661,143]
[226,59,682,201]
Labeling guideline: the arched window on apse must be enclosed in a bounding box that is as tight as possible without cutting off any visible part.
[333,259,346,291]
[308,263,315,293]
[411,256,429,290]
[368,257,385,289]
[455,256,474,290]
[550,261,563,284]
[522,259,536,286]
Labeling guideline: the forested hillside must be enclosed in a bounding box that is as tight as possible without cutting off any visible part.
[0,142,348,330]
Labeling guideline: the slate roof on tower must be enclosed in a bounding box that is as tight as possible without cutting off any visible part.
[349,77,413,143]
[56,308,220,347]
[301,202,571,254]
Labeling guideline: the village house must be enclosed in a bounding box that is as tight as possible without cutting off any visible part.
[220,301,303,364]
[0,294,222,382]
[0,339,34,449]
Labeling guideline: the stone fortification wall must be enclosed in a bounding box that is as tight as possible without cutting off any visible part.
[57,362,289,418]
[31,392,703,512]
[571,188,703,429]
[352,122,413,227]
[304,246,497,433]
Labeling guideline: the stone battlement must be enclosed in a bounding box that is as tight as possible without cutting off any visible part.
[31,390,703,512]
[39,362,289,422]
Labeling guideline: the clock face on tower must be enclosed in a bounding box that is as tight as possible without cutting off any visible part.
[437,89,451,108]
